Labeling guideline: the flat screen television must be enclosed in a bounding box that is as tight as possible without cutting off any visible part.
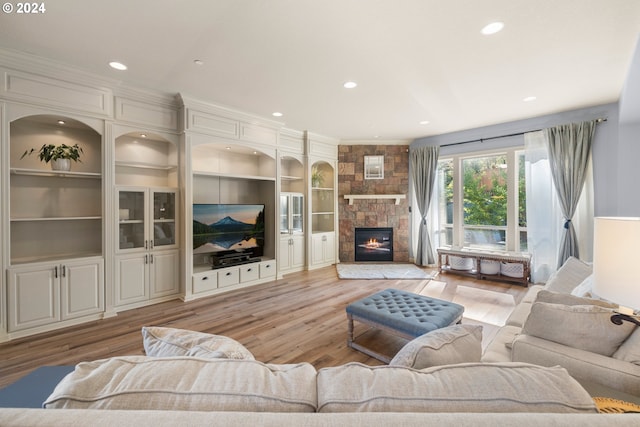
[193,204,265,258]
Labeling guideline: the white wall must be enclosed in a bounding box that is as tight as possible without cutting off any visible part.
[617,35,640,216]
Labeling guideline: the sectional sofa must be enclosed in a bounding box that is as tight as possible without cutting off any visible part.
[482,257,640,396]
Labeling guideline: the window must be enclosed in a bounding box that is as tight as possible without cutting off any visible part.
[435,149,527,252]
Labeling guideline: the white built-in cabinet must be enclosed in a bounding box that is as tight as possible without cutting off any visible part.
[277,133,307,276]
[5,112,105,339]
[115,188,179,308]
[0,58,340,342]
[7,257,104,333]
[113,130,180,310]
[279,186,305,273]
[307,132,339,269]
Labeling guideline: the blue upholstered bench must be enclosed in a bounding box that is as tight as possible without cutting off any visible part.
[346,288,464,362]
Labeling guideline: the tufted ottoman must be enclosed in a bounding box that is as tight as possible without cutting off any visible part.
[346,288,464,362]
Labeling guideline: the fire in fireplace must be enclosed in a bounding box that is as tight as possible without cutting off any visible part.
[354,227,393,262]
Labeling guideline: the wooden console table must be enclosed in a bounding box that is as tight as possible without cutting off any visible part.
[437,248,531,286]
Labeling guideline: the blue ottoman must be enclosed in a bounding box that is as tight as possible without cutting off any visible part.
[346,288,464,362]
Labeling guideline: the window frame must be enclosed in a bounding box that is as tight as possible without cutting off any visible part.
[437,147,526,253]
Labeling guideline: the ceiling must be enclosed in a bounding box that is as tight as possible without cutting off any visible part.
[1,0,639,141]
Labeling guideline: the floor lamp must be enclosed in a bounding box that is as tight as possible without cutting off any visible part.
[592,217,640,326]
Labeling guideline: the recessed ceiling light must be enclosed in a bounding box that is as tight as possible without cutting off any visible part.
[481,22,504,35]
[57,120,65,125]
[523,96,537,102]
[140,134,147,138]
[226,147,231,150]
[272,112,283,117]
[419,120,430,125]
[193,59,204,65]
[343,81,358,89]
[109,61,128,71]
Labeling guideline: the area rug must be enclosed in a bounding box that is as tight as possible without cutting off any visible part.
[336,263,434,280]
[418,280,516,326]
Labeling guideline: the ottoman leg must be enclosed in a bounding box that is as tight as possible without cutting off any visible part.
[347,313,354,347]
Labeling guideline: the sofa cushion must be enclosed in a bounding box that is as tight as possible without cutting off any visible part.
[389,324,482,369]
[43,356,317,412]
[613,327,640,365]
[505,302,533,327]
[544,257,592,294]
[142,326,254,360]
[534,290,617,309]
[317,362,597,413]
[521,285,544,304]
[522,302,636,356]
[481,325,521,362]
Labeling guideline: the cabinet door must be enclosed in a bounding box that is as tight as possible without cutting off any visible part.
[280,195,289,234]
[291,194,304,233]
[323,232,336,263]
[278,237,292,270]
[150,250,179,298]
[7,264,60,332]
[115,254,149,306]
[291,235,306,268]
[311,234,325,265]
[61,258,104,320]
[118,189,147,251]
[151,190,177,249]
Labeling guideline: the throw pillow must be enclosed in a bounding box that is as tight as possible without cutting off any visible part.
[570,275,593,298]
[522,302,636,356]
[142,326,255,360]
[535,289,616,309]
[544,257,592,294]
[613,326,640,365]
[389,324,483,369]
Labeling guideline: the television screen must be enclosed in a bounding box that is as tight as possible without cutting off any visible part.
[193,204,265,257]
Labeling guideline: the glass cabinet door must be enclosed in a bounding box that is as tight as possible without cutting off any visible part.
[119,190,146,250]
[291,194,304,234]
[152,191,176,248]
[280,195,289,234]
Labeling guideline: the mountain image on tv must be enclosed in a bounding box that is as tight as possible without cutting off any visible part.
[193,204,265,255]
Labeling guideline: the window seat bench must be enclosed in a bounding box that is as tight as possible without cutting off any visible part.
[437,248,531,286]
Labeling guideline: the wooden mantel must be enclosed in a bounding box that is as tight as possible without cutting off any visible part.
[343,194,406,205]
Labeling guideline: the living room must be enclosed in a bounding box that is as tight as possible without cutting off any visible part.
[1,1,640,423]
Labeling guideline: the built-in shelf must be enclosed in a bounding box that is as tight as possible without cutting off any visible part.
[344,194,406,205]
[281,175,303,181]
[115,161,178,171]
[10,168,101,179]
[11,216,101,222]
[193,170,276,182]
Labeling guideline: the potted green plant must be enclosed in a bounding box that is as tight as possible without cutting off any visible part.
[21,143,83,171]
[311,165,323,188]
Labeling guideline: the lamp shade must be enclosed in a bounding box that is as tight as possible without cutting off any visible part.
[592,217,640,311]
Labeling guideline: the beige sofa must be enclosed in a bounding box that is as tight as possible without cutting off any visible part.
[0,355,633,426]
[482,257,640,396]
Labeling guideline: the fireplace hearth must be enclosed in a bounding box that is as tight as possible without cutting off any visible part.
[354,227,393,262]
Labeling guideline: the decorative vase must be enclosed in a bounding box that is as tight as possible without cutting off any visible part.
[51,159,71,171]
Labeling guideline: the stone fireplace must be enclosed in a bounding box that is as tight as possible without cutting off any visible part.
[354,227,393,262]
[338,145,410,263]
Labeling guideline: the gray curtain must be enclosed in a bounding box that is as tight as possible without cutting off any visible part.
[544,120,596,267]
[410,145,440,266]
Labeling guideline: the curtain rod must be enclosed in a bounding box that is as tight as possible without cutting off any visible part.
[441,117,608,148]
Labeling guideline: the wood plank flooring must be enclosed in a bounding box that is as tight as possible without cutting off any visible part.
[0,266,527,388]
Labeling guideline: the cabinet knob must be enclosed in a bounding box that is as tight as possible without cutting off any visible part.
[202,276,208,281]
[225,272,232,276]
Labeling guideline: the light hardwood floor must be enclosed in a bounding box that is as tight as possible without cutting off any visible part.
[0,265,527,388]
